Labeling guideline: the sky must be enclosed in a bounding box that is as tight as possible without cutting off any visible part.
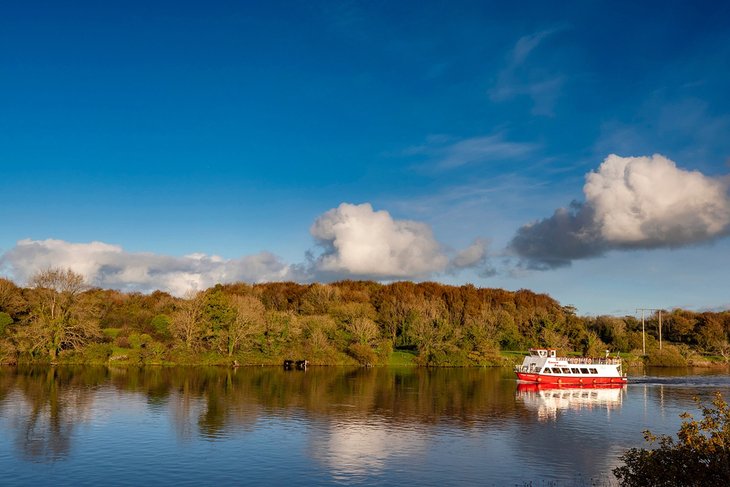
[2,0,730,315]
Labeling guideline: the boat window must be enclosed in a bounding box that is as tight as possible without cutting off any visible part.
[561,368,571,374]
[551,368,560,374]
[580,368,589,374]
[570,368,580,373]
[589,368,598,374]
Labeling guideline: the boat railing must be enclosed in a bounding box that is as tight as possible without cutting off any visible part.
[558,357,622,365]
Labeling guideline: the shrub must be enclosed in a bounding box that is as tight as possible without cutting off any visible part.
[128,332,152,349]
[82,344,113,363]
[141,342,167,363]
[151,314,171,338]
[348,342,377,366]
[645,344,687,367]
[0,312,12,336]
[613,392,730,486]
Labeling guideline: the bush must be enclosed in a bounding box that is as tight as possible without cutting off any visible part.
[645,344,687,367]
[613,392,730,486]
[151,314,171,338]
[348,343,377,366]
[141,342,167,363]
[81,344,113,363]
[0,312,12,336]
[376,339,393,364]
[128,332,152,349]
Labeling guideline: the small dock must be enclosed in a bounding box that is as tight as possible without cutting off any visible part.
[283,359,309,370]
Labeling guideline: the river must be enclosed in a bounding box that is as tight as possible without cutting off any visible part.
[0,365,728,486]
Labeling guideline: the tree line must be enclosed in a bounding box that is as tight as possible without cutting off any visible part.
[0,268,729,366]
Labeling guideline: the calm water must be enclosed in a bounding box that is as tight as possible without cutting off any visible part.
[1,365,728,486]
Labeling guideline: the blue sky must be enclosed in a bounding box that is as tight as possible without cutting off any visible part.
[2,0,730,315]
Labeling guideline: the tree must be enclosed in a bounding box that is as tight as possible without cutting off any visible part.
[0,277,26,315]
[614,392,730,486]
[24,268,100,360]
[171,292,205,350]
[227,295,265,356]
[347,316,379,345]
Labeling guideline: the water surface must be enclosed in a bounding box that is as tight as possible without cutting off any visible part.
[0,365,728,486]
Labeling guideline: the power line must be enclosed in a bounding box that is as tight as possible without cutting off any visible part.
[636,308,663,355]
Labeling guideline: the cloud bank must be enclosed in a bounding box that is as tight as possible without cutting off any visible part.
[510,154,730,268]
[0,239,295,296]
[1,204,489,295]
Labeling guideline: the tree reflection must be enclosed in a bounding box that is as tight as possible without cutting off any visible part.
[1,366,103,461]
[1,365,521,456]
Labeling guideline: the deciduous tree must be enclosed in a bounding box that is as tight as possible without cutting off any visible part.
[24,268,100,360]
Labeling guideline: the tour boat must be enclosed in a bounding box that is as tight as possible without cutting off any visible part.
[514,348,627,385]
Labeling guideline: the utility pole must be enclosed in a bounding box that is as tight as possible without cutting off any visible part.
[636,308,662,355]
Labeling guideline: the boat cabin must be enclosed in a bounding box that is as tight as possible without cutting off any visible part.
[531,349,556,359]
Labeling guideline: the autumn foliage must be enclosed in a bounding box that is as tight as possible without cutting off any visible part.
[0,269,729,365]
[614,392,730,486]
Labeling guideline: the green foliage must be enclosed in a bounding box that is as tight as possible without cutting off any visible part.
[1,277,728,366]
[150,314,171,337]
[0,311,12,336]
[389,349,417,366]
[582,331,608,357]
[348,343,377,366]
[80,343,113,363]
[140,342,167,363]
[614,392,730,486]
[645,344,687,367]
[128,332,152,350]
[102,328,122,339]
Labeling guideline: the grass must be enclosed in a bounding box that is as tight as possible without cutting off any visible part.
[388,350,417,366]
[102,328,122,339]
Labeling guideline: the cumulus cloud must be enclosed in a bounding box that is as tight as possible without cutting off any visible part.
[509,154,730,268]
[510,202,603,269]
[310,202,450,279]
[0,239,295,296]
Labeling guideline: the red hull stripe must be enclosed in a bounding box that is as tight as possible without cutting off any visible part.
[516,372,627,384]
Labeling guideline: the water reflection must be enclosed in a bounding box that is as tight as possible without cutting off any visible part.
[0,366,517,456]
[0,365,728,486]
[2,367,100,461]
[516,383,626,422]
[310,422,427,482]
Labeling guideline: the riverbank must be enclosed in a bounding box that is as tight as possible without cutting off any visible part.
[3,347,728,369]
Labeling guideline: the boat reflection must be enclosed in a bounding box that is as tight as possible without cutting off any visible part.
[516,383,626,422]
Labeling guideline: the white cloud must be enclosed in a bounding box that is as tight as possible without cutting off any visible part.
[509,154,730,268]
[0,239,294,296]
[585,154,730,245]
[0,205,489,291]
[310,202,449,279]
